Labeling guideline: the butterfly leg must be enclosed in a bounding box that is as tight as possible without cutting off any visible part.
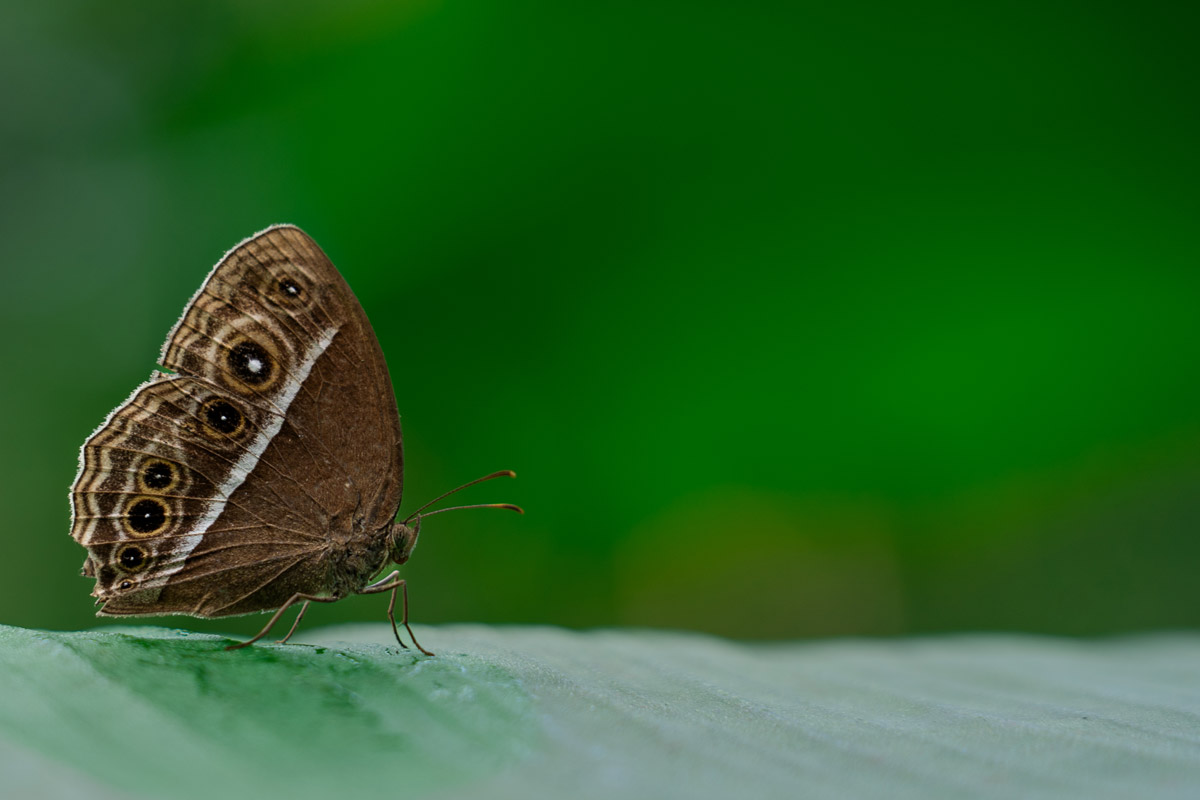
[361,571,406,649]
[276,600,311,644]
[361,571,434,656]
[225,593,338,651]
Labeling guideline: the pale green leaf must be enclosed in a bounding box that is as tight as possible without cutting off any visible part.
[0,624,1197,799]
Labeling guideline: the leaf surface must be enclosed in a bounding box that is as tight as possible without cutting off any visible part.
[1,624,1197,799]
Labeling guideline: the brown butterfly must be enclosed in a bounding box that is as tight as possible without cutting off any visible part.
[70,225,520,653]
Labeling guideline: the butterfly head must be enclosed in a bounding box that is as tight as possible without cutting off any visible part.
[387,518,421,566]
[387,470,522,567]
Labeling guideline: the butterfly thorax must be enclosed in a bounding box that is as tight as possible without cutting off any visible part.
[325,524,394,597]
[324,518,417,597]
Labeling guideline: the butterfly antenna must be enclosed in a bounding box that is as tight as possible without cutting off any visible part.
[403,470,523,523]
[418,503,524,519]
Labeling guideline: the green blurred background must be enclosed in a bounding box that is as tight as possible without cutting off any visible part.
[1,1,1198,640]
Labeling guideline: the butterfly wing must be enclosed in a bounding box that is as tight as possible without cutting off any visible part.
[71,225,403,617]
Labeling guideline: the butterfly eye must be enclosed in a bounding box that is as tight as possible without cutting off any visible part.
[118,580,133,591]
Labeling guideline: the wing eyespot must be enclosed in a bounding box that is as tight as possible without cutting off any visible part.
[139,459,179,493]
[260,271,315,311]
[222,335,284,394]
[122,497,169,538]
[199,397,248,439]
[117,544,150,573]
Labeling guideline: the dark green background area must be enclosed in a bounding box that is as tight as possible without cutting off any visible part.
[1,1,1197,640]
